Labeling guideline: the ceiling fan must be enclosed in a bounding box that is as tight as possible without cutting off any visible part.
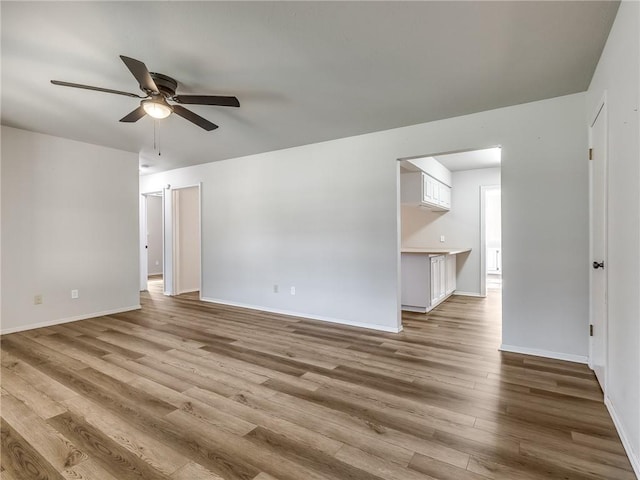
[51,55,240,131]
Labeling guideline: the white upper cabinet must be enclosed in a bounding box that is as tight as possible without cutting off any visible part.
[439,183,451,209]
[401,171,451,211]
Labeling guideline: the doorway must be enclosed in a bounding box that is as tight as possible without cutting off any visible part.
[482,186,502,293]
[140,191,164,292]
[145,193,164,289]
[398,146,502,322]
[171,185,201,296]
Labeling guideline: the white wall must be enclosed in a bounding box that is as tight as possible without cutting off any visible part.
[587,0,640,474]
[142,92,588,345]
[175,186,200,294]
[402,167,501,295]
[146,195,163,276]
[142,138,402,332]
[1,126,140,333]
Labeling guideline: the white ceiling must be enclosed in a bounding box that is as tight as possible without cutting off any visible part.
[434,147,502,172]
[1,1,619,174]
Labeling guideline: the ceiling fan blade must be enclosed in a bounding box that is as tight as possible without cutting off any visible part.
[119,105,146,123]
[173,95,240,107]
[51,80,145,98]
[172,104,218,131]
[119,55,159,93]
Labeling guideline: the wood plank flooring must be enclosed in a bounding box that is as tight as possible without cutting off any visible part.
[1,280,635,479]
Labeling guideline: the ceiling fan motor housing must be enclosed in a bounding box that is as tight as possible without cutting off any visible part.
[149,72,178,98]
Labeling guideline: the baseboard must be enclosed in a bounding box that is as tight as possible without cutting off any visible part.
[605,397,640,479]
[499,344,588,364]
[0,305,142,335]
[401,305,428,313]
[453,291,485,297]
[200,296,402,333]
[177,288,199,295]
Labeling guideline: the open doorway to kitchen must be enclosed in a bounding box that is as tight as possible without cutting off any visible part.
[398,146,502,326]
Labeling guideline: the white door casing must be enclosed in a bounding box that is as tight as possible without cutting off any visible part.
[589,97,608,392]
[169,184,202,296]
[139,191,164,292]
[480,185,501,297]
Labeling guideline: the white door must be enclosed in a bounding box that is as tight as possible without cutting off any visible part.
[172,185,202,296]
[590,101,607,391]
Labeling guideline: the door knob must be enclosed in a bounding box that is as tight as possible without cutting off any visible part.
[593,261,604,269]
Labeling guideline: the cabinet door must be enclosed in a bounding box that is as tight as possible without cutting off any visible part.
[487,248,501,273]
[430,255,447,305]
[446,254,456,295]
[438,256,446,298]
[430,256,440,305]
[432,180,440,204]
[423,174,434,203]
[439,185,451,209]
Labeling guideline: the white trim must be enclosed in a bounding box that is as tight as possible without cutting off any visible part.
[140,193,148,291]
[499,344,588,364]
[587,92,609,394]
[480,184,501,298]
[170,183,202,297]
[453,291,485,297]
[605,397,640,479]
[401,305,427,313]
[201,296,403,333]
[0,305,141,335]
[140,190,165,294]
[395,160,403,333]
[176,288,199,295]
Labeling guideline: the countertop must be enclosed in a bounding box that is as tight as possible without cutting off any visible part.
[401,247,472,255]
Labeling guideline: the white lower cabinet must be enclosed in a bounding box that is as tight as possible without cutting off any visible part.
[446,254,456,295]
[401,253,457,313]
[430,255,446,306]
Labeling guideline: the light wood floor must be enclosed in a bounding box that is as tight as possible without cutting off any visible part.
[1,280,635,479]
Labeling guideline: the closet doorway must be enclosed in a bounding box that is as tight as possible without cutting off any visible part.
[141,191,164,292]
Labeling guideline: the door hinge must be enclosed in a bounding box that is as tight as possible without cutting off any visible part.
[590,324,594,337]
[588,148,593,160]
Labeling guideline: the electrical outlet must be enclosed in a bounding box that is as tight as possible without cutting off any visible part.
[440,235,445,243]
[273,284,279,293]
[34,294,43,305]
[71,289,79,299]
[290,286,296,295]
[155,260,160,266]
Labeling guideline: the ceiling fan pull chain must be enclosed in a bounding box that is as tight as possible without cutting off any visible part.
[157,120,162,156]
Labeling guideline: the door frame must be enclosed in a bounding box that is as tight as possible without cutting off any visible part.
[588,93,609,392]
[139,191,165,292]
[167,183,202,297]
[480,184,501,297]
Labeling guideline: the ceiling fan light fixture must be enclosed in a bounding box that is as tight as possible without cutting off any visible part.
[142,99,172,119]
